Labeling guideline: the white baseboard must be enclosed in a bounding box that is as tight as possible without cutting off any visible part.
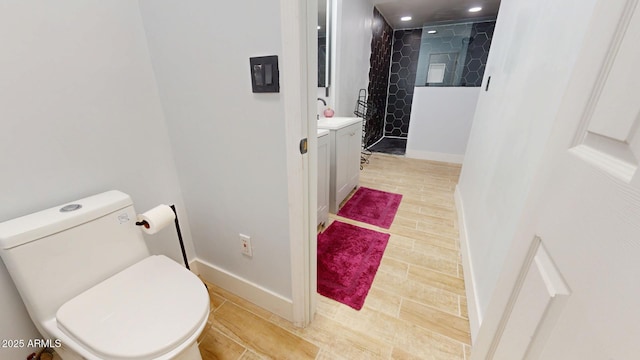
[455,186,482,342]
[194,258,294,322]
[405,149,464,164]
[188,259,200,275]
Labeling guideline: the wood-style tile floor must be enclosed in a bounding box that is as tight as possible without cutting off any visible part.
[197,153,470,359]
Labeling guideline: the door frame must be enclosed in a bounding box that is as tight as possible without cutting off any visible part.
[281,0,318,327]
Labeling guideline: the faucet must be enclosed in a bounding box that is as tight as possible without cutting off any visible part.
[317,98,327,120]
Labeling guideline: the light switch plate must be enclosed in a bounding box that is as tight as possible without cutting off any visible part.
[250,55,279,93]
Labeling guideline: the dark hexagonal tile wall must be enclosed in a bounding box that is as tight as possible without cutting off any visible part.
[365,8,394,148]
[370,19,496,141]
[384,28,422,138]
[461,21,496,87]
[417,23,474,87]
[417,21,495,87]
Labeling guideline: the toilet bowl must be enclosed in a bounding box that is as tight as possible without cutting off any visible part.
[0,191,210,359]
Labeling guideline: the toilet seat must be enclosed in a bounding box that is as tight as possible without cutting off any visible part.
[55,255,209,360]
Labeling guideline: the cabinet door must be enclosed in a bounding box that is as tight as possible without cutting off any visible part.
[335,127,352,204]
[317,135,330,225]
[347,123,362,188]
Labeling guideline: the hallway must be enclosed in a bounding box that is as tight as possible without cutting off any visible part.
[197,154,470,359]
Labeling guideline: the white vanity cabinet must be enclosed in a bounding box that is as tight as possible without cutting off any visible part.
[317,117,362,213]
[317,129,330,226]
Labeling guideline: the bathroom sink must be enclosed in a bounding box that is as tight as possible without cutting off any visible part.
[317,117,361,130]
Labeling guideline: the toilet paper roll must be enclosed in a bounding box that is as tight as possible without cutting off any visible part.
[136,204,176,235]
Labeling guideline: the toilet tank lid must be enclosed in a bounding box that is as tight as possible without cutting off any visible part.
[0,190,132,250]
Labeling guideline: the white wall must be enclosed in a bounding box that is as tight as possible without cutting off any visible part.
[406,87,480,164]
[138,0,295,307]
[456,0,599,338]
[0,1,193,358]
[332,0,373,116]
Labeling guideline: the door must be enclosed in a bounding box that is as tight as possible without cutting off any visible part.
[473,0,640,358]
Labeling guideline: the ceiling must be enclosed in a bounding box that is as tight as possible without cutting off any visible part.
[372,0,501,29]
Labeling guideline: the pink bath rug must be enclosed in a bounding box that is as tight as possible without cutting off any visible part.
[337,187,402,229]
[317,221,389,310]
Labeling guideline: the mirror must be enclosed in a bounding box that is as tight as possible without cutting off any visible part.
[318,0,330,88]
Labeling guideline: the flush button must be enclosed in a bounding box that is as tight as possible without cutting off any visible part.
[60,204,82,212]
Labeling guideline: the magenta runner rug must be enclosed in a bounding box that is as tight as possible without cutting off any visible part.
[337,187,402,229]
[317,221,390,310]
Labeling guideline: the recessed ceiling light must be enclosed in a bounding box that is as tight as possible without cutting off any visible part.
[468,6,482,12]
[400,16,412,21]
[427,30,437,34]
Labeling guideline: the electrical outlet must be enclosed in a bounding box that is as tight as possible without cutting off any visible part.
[240,234,252,257]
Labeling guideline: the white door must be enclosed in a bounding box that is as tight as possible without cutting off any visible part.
[473,0,640,358]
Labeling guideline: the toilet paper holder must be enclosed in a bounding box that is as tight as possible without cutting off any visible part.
[135,220,150,228]
[136,204,190,272]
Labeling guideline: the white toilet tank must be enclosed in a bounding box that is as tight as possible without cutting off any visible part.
[0,190,151,329]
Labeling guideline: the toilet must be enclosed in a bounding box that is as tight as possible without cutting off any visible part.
[0,191,210,360]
